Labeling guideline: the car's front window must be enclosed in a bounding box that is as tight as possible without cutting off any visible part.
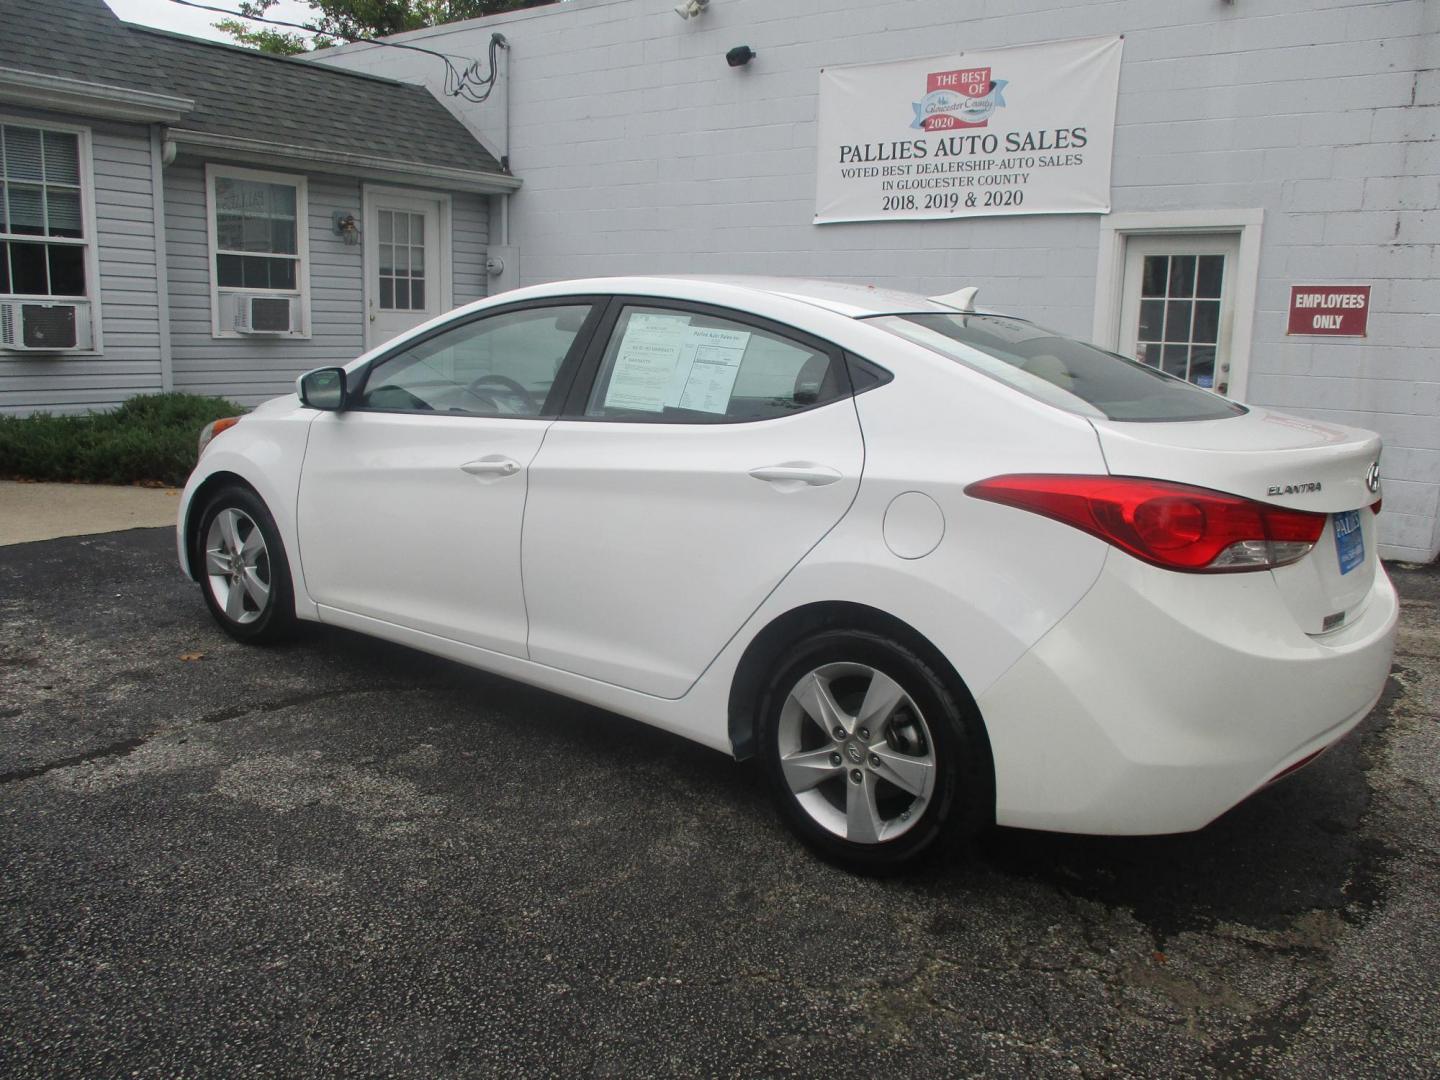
[866,313,1246,422]
[358,304,593,416]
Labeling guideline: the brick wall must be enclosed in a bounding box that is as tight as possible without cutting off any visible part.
[316,0,1440,561]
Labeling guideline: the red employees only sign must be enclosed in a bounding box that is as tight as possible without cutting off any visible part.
[1287,285,1371,337]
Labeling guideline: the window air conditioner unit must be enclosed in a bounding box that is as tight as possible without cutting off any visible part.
[0,300,93,352]
[228,293,302,335]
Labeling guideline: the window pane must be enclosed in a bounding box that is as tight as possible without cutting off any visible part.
[1193,300,1220,344]
[361,304,593,416]
[41,131,80,185]
[0,182,6,233]
[48,244,85,295]
[870,313,1246,422]
[394,279,410,309]
[267,183,296,218]
[410,245,424,276]
[241,214,271,252]
[1137,299,1163,342]
[393,214,408,244]
[217,253,243,288]
[377,211,393,243]
[1168,255,1197,298]
[0,242,9,293]
[1196,255,1224,298]
[379,278,393,309]
[8,184,44,234]
[1141,256,1167,297]
[379,243,394,275]
[45,188,82,237]
[1190,346,1216,389]
[11,241,48,293]
[216,213,243,250]
[411,213,423,244]
[1164,300,1192,343]
[411,280,424,309]
[586,306,839,421]
[1161,344,1189,378]
[270,216,296,254]
[4,127,43,181]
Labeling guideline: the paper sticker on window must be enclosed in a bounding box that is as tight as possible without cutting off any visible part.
[603,314,751,414]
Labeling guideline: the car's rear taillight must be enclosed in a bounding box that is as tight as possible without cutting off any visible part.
[965,474,1328,573]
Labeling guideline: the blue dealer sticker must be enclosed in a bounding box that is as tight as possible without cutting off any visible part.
[1334,510,1364,575]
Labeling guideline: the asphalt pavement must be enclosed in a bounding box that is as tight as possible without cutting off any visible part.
[1,527,1437,1078]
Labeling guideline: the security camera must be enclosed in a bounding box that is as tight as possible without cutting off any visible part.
[725,45,756,67]
[674,0,709,19]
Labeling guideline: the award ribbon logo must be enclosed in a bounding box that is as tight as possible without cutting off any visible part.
[911,66,1008,131]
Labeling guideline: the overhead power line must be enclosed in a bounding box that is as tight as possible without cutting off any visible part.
[163,0,508,103]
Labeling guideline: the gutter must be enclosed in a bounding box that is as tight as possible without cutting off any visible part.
[0,67,193,123]
[165,129,522,195]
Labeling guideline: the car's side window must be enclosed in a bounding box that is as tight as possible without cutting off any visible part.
[358,304,594,417]
[582,305,847,423]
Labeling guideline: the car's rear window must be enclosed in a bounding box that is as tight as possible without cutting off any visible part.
[866,313,1246,422]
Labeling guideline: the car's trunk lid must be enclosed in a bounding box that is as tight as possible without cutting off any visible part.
[1090,406,1383,635]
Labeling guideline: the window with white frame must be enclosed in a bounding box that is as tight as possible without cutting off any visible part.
[0,123,89,300]
[206,165,309,337]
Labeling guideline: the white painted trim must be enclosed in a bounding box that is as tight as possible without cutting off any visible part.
[361,185,454,351]
[204,163,312,340]
[0,114,103,355]
[170,129,520,194]
[1093,209,1264,401]
[0,67,193,123]
[149,127,173,391]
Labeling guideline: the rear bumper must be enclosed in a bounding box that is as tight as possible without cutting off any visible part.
[978,554,1398,835]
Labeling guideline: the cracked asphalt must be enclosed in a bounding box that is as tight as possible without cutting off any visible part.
[1,527,1437,1078]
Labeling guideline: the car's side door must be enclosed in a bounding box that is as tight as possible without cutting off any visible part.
[521,300,868,698]
[297,300,601,656]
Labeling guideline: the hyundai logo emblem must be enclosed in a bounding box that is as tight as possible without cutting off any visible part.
[1365,461,1381,494]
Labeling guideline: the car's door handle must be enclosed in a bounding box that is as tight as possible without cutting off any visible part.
[460,456,521,478]
[749,463,844,487]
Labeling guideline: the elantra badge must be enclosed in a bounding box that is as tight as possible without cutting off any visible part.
[1267,481,1323,497]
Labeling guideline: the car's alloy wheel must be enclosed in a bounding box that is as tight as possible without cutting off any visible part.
[759,630,991,871]
[776,662,937,844]
[204,507,271,625]
[196,487,296,644]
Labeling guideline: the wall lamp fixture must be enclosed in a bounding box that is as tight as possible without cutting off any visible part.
[674,0,709,20]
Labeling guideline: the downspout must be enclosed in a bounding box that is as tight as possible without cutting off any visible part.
[149,127,174,393]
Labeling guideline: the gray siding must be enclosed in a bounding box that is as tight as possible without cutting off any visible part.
[0,110,164,415]
[164,163,490,406]
[452,191,491,306]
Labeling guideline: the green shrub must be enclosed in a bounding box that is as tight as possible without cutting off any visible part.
[0,393,246,487]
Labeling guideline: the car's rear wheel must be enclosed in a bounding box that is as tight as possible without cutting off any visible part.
[758,629,991,872]
[196,486,295,644]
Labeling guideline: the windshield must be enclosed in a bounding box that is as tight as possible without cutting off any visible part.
[866,313,1247,422]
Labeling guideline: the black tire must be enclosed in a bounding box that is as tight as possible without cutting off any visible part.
[194,485,297,645]
[757,629,992,873]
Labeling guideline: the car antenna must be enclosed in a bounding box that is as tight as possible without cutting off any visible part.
[930,286,979,312]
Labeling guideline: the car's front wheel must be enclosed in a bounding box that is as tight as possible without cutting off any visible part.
[196,486,295,644]
[757,629,991,872]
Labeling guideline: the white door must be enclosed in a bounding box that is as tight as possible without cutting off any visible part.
[1118,234,1242,397]
[522,302,866,699]
[297,301,599,655]
[364,188,447,349]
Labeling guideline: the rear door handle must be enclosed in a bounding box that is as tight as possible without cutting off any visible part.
[461,456,520,478]
[749,463,843,487]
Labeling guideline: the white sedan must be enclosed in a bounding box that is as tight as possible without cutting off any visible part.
[179,276,1398,871]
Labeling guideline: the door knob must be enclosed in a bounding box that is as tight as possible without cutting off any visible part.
[461,457,520,477]
[749,463,843,487]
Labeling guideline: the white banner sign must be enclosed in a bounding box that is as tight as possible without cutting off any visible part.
[814,36,1123,224]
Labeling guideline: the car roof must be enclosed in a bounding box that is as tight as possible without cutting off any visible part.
[512,275,970,318]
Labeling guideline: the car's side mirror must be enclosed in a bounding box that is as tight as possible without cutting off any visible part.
[298,367,348,411]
